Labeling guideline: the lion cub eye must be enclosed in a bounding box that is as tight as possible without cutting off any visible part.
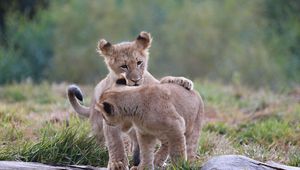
[120,65,128,69]
[137,61,143,66]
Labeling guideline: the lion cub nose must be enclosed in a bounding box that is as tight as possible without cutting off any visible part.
[131,77,141,83]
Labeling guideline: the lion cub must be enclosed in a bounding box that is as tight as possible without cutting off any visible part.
[95,83,204,170]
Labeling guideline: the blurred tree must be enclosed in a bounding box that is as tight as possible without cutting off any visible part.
[263,0,300,85]
[0,0,49,35]
[0,0,299,89]
[47,0,132,83]
[0,0,53,84]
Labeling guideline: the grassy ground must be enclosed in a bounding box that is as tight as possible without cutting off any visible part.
[0,80,299,168]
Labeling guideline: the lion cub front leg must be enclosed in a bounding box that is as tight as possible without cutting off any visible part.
[104,124,129,170]
[131,133,156,170]
[160,76,194,90]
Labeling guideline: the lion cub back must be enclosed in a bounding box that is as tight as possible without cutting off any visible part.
[152,84,203,132]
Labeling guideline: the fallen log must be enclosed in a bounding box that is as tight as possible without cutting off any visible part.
[201,155,300,170]
[0,161,106,170]
[1,155,299,170]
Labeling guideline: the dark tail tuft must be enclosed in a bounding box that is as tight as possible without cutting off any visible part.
[68,84,83,101]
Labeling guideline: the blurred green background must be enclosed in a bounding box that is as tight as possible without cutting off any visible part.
[0,0,299,90]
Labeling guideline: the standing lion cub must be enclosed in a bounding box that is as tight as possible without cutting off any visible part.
[68,31,194,169]
[95,83,204,170]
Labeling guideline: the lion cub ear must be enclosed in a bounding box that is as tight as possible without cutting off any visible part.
[135,31,152,50]
[95,102,114,116]
[97,39,113,56]
[103,102,114,116]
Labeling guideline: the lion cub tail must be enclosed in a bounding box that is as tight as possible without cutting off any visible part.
[67,84,90,118]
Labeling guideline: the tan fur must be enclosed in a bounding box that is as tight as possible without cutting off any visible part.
[96,84,204,170]
[67,31,194,170]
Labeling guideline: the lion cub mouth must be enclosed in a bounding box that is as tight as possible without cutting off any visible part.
[116,78,142,86]
[116,78,127,85]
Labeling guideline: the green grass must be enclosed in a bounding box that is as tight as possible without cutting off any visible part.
[236,118,296,145]
[0,125,108,166]
[0,81,56,104]
[0,81,299,168]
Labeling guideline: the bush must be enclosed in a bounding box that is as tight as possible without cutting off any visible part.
[0,10,53,84]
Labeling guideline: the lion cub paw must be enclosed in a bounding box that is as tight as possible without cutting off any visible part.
[108,161,129,170]
[129,166,138,170]
[160,76,194,90]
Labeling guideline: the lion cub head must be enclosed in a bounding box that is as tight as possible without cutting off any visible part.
[95,91,121,126]
[97,31,152,86]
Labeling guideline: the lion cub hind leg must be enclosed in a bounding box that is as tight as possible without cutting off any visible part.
[160,76,194,90]
[186,109,203,162]
[154,138,169,168]
[167,124,187,166]
[185,130,200,162]
[132,133,156,170]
